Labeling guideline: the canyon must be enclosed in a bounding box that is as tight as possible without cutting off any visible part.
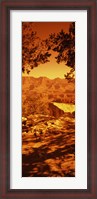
[22,76,75,177]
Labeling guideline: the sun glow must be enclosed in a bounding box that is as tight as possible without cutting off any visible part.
[22,62,71,79]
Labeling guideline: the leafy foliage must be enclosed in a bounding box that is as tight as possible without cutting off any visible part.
[45,22,75,68]
[22,22,51,73]
[22,22,75,79]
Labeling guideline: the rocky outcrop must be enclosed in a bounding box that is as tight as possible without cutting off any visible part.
[22,113,75,177]
[49,102,65,118]
[49,102,75,118]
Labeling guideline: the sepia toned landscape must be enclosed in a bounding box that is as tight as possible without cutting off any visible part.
[22,22,75,177]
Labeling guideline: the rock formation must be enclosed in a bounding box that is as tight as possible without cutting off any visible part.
[49,102,65,118]
[49,102,75,118]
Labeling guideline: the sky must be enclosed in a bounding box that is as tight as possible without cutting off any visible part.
[22,22,72,79]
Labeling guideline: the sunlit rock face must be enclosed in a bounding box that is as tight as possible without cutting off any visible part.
[53,102,75,113]
[49,102,75,118]
[49,103,65,118]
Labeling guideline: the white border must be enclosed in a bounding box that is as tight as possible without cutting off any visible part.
[10,10,87,189]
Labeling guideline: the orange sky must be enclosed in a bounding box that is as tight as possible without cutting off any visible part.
[31,22,71,39]
[23,22,72,79]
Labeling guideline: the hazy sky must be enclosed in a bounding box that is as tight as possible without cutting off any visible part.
[22,22,72,79]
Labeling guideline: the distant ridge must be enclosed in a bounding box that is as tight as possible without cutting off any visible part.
[22,76,65,81]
